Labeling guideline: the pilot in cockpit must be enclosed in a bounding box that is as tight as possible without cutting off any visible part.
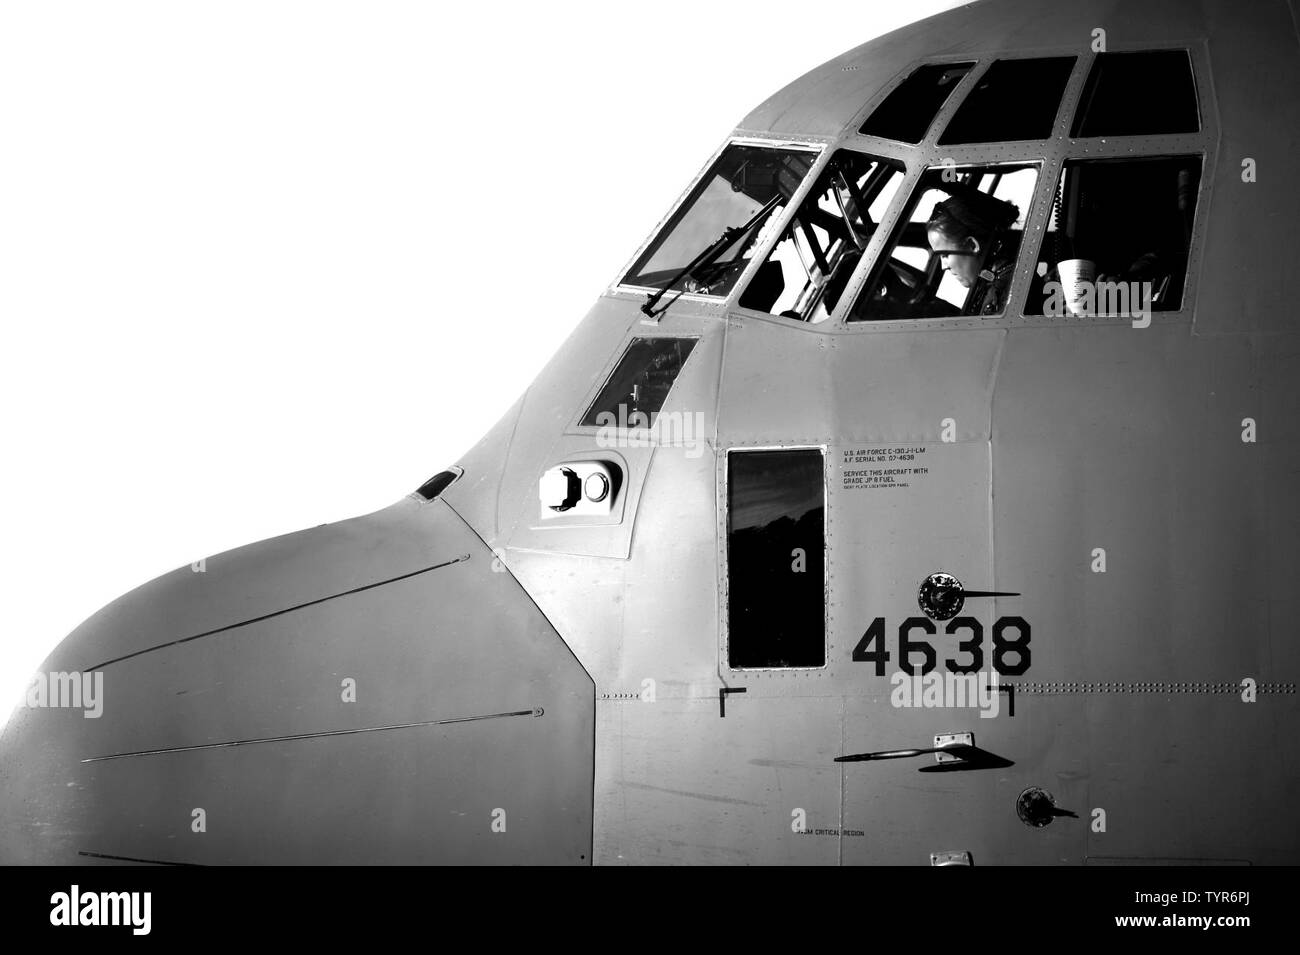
[926,191,1036,315]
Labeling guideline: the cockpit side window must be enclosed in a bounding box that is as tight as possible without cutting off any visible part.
[859,62,975,143]
[738,150,905,322]
[1072,50,1199,137]
[580,337,698,429]
[939,57,1077,144]
[847,163,1039,321]
[621,144,816,298]
[1028,156,1202,316]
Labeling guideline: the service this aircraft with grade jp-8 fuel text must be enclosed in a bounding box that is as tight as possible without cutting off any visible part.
[3,0,1299,865]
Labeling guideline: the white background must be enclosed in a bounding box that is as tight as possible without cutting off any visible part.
[0,0,962,719]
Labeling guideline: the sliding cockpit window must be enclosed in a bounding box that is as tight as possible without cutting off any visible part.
[1027,156,1202,317]
[738,150,905,322]
[621,144,816,298]
[847,162,1039,321]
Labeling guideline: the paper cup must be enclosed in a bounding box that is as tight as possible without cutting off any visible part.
[1057,258,1096,316]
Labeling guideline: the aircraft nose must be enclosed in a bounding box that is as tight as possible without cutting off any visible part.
[0,499,594,864]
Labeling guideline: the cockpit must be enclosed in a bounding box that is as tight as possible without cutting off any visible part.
[620,48,1206,325]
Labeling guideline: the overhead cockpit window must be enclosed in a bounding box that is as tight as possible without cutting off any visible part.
[938,57,1077,144]
[727,449,825,669]
[1072,50,1199,137]
[622,144,816,297]
[580,337,698,429]
[859,62,974,143]
[847,163,1039,321]
[1028,156,1202,316]
[738,150,905,322]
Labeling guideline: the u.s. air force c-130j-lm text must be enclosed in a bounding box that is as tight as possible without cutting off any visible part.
[4,0,1299,865]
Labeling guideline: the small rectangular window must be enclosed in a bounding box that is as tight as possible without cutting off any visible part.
[938,57,1076,144]
[580,338,697,428]
[859,62,974,144]
[739,149,905,322]
[847,163,1039,321]
[622,144,816,297]
[1028,156,1202,315]
[727,449,825,669]
[1071,50,1199,137]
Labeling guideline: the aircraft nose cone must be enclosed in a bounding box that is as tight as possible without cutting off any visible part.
[0,499,594,864]
[0,693,96,864]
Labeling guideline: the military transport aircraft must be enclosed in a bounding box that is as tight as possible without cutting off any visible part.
[3,0,1298,864]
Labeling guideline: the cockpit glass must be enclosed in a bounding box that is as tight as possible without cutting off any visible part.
[860,62,974,143]
[739,149,905,322]
[939,57,1077,144]
[622,144,816,297]
[580,337,698,429]
[1072,50,1199,137]
[847,163,1038,321]
[1028,156,1202,315]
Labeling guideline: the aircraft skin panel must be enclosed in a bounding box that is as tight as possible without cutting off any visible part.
[1196,0,1300,333]
[31,497,459,676]
[0,499,594,865]
[594,698,843,865]
[1082,694,1293,865]
[481,308,725,684]
[442,295,648,547]
[840,699,1086,865]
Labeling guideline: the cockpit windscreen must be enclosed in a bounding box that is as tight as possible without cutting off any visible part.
[622,144,816,297]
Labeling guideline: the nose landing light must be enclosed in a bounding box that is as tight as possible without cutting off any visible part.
[539,461,618,517]
[540,467,582,511]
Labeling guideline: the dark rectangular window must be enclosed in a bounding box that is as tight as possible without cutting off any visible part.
[1028,155,1202,315]
[939,57,1076,144]
[580,338,697,428]
[727,449,825,669]
[1071,50,1199,137]
[860,62,974,143]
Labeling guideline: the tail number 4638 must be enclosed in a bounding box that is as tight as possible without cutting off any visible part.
[851,616,1031,676]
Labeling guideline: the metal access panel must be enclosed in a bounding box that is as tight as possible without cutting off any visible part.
[593,696,844,865]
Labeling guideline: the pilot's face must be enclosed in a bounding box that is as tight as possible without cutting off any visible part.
[928,227,981,288]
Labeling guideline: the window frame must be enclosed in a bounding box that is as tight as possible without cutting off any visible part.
[828,41,1216,331]
[1021,153,1207,319]
[611,137,826,306]
[735,147,909,323]
[937,54,1081,147]
[566,333,703,438]
[858,60,978,145]
[1070,49,1201,139]
[844,159,1044,323]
